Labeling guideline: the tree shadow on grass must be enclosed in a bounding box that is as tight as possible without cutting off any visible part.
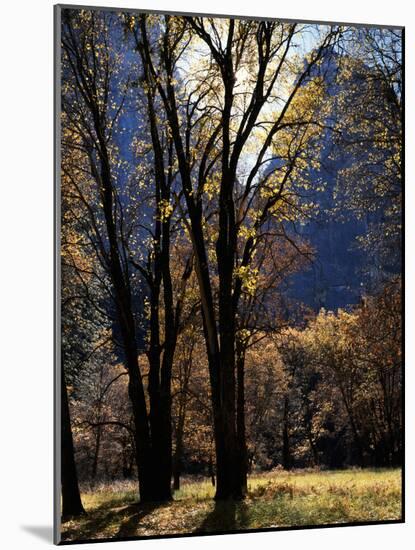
[116,502,160,538]
[195,500,250,534]
[61,502,159,542]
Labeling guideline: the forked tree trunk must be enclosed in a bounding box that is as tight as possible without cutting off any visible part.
[98,131,171,503]
[139,15,246,502]
[62,13,176,505]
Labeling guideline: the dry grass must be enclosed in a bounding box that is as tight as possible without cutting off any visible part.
[61,468,402,542]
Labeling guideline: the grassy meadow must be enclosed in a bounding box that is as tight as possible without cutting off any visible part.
[61,468,402,542]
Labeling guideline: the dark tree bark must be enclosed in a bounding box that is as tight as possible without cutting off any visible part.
[208,456,216,487]
[338,384,365,465]
[91,425,101,480]
[172,416,185,491]
[61,369,85,517]
[96,131,157,501]
[282,396,292,470]
[236,343,248,495]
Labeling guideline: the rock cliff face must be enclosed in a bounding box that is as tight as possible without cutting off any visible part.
[284,53,401,313]
[287,201,368,312]
[286,147,399,312]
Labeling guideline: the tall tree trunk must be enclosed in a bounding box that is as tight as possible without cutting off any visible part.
[186,207,244,499]
[157,217,179,500]
[200,301,243,500]
[340,388,364,466]
[147,281,170,501]
[172,337,193,492]
[125,347,154,502]
[91,425,101,480]
[97,131,163,503]
[236,345,248,495]
[213,52,245,499]
[61,369,85,517]
[91,397,103,480]
[139,46,178,501]
[208,455,216,486]
[139,15,244,501]
[303,398,319,467]
[282,396,292,470]
[145,209,175,502]
[173,418,184,491]
[62,14,174,505]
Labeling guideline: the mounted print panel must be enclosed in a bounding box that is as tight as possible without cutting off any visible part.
[54,4,403,544]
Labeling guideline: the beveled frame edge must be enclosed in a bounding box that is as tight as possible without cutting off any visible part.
[55,3,404,30]
[54,4,62,545]
[53,4,405,545]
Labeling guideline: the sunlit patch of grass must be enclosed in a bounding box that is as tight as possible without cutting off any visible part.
[242,468,402,528]
[79,479,138,511]
[61,468,402,542]
[174,478,215,501]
